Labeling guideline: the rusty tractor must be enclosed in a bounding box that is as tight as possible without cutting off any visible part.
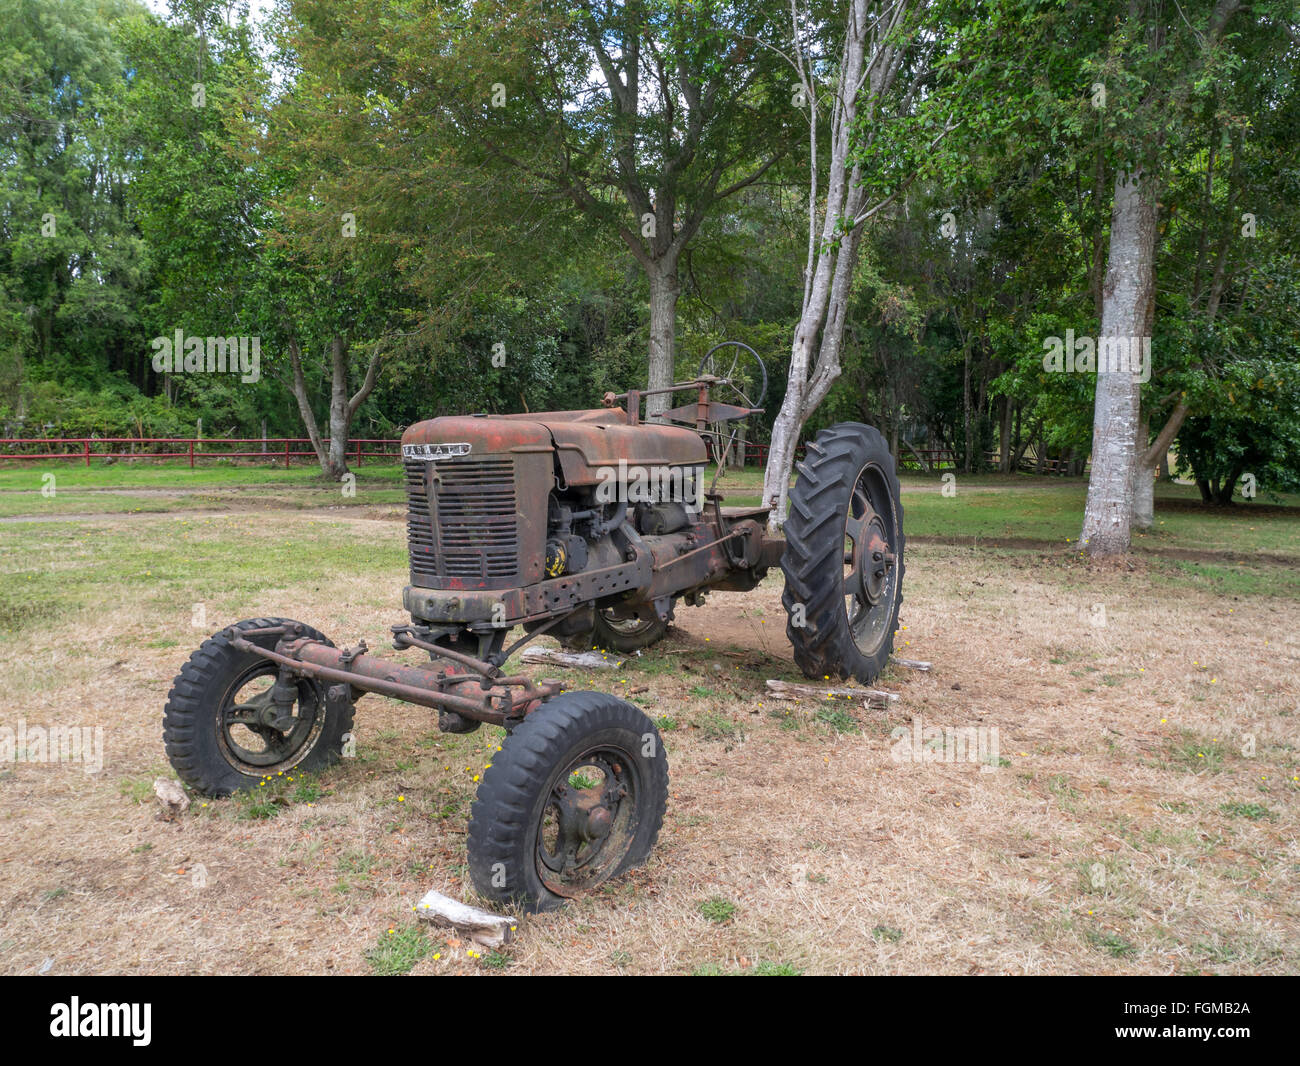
[162,343,905,910]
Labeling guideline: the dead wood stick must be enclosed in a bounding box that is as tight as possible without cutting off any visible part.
[415,889,515,949]
[521,647,626,670]
[891,657,932,671]
[765,679,899,704]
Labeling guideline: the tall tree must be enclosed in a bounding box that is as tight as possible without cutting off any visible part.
[1079,0,1247,555]
[456,0,796,418]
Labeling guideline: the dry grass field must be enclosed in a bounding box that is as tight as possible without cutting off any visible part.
[0,473,1296,975]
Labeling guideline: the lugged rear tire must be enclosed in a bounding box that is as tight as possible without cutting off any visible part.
[467,691,668,912]
[780,423,905,685]
[162,617,355,796]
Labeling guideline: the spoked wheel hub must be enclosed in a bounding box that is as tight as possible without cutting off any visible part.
[218,664,324,772]
[850,510,897,608]
[468,691,669,912]
[842,465,902,654]
[539,751,637,898]
[163,617,355,797]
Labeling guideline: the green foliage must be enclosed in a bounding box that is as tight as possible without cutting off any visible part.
[0,0,1296,498]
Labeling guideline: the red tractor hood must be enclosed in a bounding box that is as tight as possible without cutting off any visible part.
[402,410,706,488]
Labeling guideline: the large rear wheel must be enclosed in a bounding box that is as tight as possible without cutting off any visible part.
[780,423,905,685]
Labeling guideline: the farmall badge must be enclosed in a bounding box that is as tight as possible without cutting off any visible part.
[402,442,472,461]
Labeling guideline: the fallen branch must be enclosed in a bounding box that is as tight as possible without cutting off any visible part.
[415,888,515,949]
[891,657,932,671]
[521,647,626,670]
[765,678,898,709]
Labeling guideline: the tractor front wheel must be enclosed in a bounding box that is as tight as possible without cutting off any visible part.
[780,423,905,685]
[162,617,355,796]
[467,692,668,911]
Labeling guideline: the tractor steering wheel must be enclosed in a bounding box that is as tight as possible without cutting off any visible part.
[698,341,768,410]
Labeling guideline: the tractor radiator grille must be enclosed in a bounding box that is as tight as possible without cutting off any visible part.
[404,461,437,578]
[404,457,520,583]
[435,458,519,580]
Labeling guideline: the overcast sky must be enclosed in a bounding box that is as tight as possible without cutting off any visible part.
[140,0,275,21]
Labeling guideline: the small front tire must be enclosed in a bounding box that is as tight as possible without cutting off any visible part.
[467,691,668,912]
[162,617,355,796]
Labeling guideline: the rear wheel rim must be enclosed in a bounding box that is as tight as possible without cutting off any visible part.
[843,462,901,657]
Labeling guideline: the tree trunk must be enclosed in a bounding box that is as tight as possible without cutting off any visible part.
[645,260,680,422]
[287,336,330,473]
[327,336,351,477]
[287,335,382,480]
[1213,461,1247,504]
[761,0,917,529]
[998,393,1012,473]
[1133,399,1188,528]
[763,332,815,524]
[1080,171,1158,556]
[1132,417,1154,530]
[962,338,973,473]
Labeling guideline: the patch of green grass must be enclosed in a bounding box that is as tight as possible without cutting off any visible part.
[1219,801,1274,821]
[230,770,323,820]
[1149,558,1300,599]
[871,925,904,943]
[0,514,408,644]
[0,461,403,492]
[336,849,376,877]
[654,715,679,732]
[1166,730,1228,774]
[697,896,737,924]
[117,775,156,805]
[365,924,430,976]
[769,708,802,732]
[692,712,742,741]
[291,775,323,804]
[235,792,284,820]
[899,475,1300,560]
[432,799,463,820]
[479,950,512,970]
[1076,858,1122,896]
[1047,773,1081,809]
[688,684,723,699]
[1086,928,1137,958]
[814,706,860,734]
[568,771,599,790]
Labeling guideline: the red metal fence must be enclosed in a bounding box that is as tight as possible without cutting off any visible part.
[0,436,1082,474]
[0,437,403,467]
